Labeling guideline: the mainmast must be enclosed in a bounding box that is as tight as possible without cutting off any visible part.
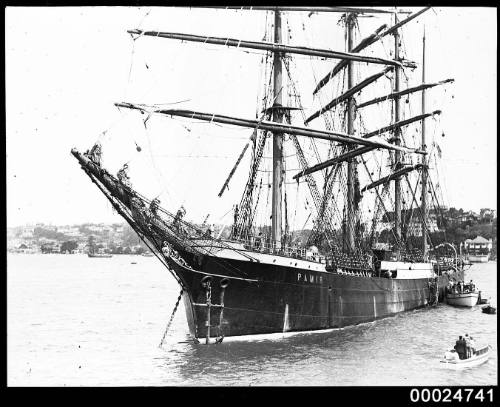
[393,13,402,253]
[346,13,357,253]
[271,9,284,249]
[421,27,428,261]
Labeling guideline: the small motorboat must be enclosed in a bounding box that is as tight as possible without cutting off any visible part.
[441,345,492,368]
[482,305,496,314]
[446,291,479,307]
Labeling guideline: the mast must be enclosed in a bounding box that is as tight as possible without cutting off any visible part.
[393,13,402,252]
[272,9,284,249]
[421,27,428,261]
[346,13,356,253]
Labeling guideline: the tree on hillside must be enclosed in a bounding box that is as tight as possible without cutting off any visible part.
[60,240,78,253]
[121,225,142,247]
[34,227,67,241]
[134,246,145,255]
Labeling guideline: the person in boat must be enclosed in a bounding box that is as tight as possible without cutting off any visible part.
[454,336,466,360]
[464,334,472,359]
[469,335,476,355]
[469,280,475,292]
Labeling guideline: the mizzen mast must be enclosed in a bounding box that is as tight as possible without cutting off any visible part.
[421,27,429,261]
[271,9,284,249]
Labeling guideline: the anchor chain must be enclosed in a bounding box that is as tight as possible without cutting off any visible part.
[159,288,184,347]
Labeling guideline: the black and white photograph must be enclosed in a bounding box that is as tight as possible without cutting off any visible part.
[6,6,497,389]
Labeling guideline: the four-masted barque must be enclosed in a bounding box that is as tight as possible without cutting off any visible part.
[72,6,464,344]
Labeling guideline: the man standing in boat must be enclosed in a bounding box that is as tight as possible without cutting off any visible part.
[454,336,466,360]
[464,334,473,358]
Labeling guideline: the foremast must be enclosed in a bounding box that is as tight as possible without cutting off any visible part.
[271,9,284,250]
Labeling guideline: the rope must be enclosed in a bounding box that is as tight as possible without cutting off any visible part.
[159,288,184,347]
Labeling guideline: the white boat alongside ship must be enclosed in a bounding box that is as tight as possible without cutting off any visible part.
[446,291,479,307]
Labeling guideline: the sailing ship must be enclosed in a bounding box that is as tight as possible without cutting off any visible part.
[72,6,464,344]
[87,235,112,258]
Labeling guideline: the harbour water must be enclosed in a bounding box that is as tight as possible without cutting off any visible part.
[7,254,497,386]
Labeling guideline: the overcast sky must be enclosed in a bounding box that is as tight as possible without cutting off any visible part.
[6,7,497,228]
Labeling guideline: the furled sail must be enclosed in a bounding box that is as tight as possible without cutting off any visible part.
[114,103,423,154]
[357,79,454,109]
[127,29,412,67]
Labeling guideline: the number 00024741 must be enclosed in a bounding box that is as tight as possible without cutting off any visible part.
[409,388,494,403]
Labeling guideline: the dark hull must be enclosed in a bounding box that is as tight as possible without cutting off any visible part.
[170,250,463,340]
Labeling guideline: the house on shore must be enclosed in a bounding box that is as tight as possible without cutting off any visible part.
[464,236,492,263]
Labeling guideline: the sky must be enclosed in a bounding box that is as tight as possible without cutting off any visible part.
[6,7,497,228]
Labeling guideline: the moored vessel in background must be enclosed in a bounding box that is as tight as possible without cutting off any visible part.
[86,235,112,258]
[72,7,464,343]
[88,252,113,258]
[482,305,496,314]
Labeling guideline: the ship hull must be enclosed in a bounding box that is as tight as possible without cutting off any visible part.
[169,250,462,341]
[69,149,464,343]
